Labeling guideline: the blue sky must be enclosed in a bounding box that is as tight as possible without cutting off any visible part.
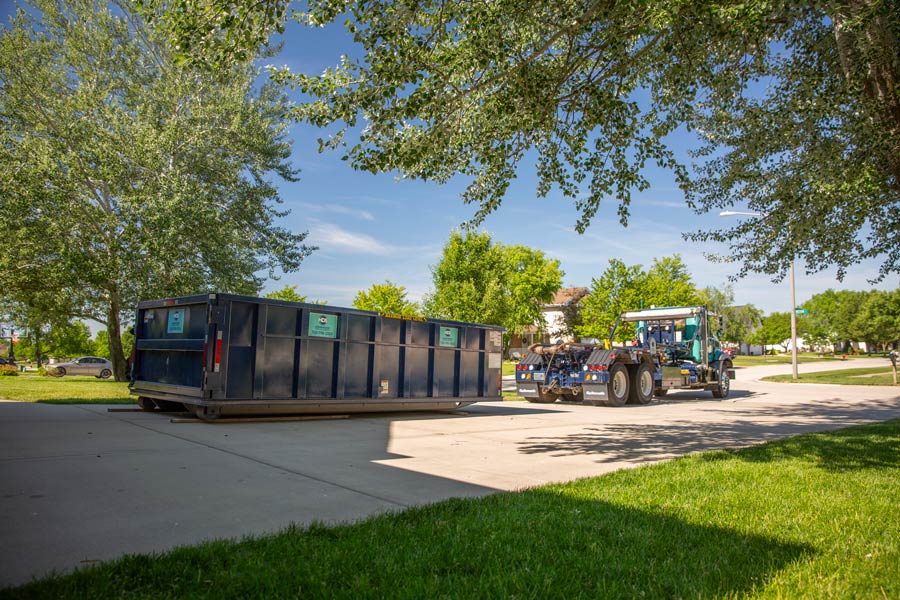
[264,17,898,314]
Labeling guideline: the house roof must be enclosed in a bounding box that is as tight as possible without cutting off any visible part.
[546,286,589,307]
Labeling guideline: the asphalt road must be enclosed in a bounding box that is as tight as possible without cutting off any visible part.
[2,358,899,587]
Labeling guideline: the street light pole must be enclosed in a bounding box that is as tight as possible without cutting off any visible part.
[719,210,799,380]
[789,259,798,380]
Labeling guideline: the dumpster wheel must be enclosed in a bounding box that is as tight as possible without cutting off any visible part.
[137,396,156,411]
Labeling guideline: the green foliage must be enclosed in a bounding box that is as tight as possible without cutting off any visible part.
[353,281,420,315]
[578,259,646,342]
[0,364,18,376]
[850,290,900,351]
[93,331,134,360]
[137,0,290,69]
[265,285,308,303]
[695,285,734,318]
[155,1,900,280]
[720,304,764,346]
[424,230,562,341]
[751,312,793,352]
[264,1,900,280]
[0,0,314,381]
[50,321,94,359]
[800,289,894,349]
[578,255,697,342]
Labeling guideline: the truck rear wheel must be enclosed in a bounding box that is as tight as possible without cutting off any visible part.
[529,388,558,404]
[595,362,628,407]
[628,362,654,405]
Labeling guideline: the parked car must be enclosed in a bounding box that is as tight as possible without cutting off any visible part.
[52,356,113,378]
[0,357,14,366]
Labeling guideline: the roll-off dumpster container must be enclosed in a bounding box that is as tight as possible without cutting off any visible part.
[130,294,505,419]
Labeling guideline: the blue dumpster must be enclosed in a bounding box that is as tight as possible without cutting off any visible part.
[130,294,504,419]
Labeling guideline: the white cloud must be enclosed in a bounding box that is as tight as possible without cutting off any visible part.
[307,222,392,254]
[288,201,375,221]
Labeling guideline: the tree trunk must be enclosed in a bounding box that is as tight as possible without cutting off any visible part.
[105,294,128,381]
[33,328,42,368]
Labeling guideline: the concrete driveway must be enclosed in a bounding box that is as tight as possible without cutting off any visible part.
[2,359,899,587]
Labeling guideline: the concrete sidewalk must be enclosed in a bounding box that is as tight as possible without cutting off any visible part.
[2,362,899,587]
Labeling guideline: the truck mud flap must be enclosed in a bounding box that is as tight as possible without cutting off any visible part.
[582,384,608,402]
[517,383,539,398]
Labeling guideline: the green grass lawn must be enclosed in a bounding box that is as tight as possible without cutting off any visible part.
[3,420,899,599]
[731,353,860,367]
[0,374,133,404]
[764,366,899,386]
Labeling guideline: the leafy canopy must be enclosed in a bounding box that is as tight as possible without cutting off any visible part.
[424,230,562,342]
[578,255,699,342]
[353,281,421,316]
[275,1,898,283]
[0,0,314,379]
[161,0,900,282]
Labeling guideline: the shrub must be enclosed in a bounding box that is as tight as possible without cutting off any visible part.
[0,364,19,376]
[40,366,61,377]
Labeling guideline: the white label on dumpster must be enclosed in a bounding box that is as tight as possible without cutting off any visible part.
[488,352,502,369]
[489,330,502,348]
[379,379,389,396]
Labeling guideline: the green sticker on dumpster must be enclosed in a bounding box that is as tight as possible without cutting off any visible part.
[309,312,338,338]
[438,326,458,347]
[167,308,185,334]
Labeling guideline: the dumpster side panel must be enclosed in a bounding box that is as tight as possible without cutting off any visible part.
[131,294,504,415]
[225,301,256,399]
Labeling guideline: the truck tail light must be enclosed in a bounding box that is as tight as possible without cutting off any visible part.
[213,331,223,373]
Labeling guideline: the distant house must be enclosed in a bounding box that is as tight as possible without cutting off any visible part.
[508,287,589,357]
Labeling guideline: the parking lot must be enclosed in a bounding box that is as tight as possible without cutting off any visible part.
[2,361,899,587]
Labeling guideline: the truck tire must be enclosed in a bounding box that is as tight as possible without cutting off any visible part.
[529,388,558,404]
[628,362,654,405]
[711,366,730,399]
[594,362,629,407]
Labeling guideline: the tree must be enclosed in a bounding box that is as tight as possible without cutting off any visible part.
[0,0,314,381]
[577,256,700,343]
[353,281,420,315]
[155,1,900,282]
[696,285,764,348]
[696,285,735,318]
[851,290,900,352]
[265,285,308,303]
[577,259,646,343]
[720,304,764,349]
[230,0,896,282]
[642,256,699,309]
[13,319,93,361]
[424,230,562,346]
[752,312,793,353]
[93,330,134,361]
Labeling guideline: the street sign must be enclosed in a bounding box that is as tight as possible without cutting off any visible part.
[794,308,809,315]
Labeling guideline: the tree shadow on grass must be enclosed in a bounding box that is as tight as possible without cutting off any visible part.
[517,398,900,470]
[7,491,812,599]
[711,417,900,472]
